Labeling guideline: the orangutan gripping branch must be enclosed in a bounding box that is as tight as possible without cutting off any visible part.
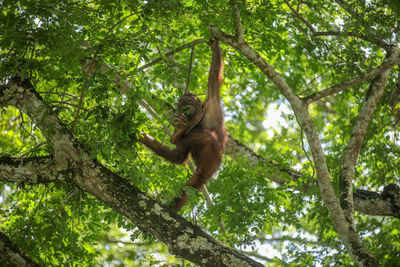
[139,40,227,210]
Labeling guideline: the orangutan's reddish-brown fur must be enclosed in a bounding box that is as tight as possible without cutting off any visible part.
[139,40,227,210]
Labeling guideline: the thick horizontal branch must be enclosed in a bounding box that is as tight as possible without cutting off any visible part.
[302,55,400,105]
[0,156,72,184]
[355,184,400,218]
[0,78,263,267]
[0,230,40,267]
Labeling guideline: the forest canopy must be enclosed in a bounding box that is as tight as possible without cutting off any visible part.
[1,0,400,266]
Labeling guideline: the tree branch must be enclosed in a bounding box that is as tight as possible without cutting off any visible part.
[283,0,347,60]
[259,235,319,246]
[87,39,206,95]
[285,0,391,57]
[302,55,400,105]
[340,50,398,225]
[230,0,244,43]
[285,6,388,49]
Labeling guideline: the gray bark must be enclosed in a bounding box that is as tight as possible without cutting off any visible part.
[354,185,400,218]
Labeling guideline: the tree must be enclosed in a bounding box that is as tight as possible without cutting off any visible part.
[1,0,399,266]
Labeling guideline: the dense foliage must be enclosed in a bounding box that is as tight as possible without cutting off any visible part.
[1,0,399,266]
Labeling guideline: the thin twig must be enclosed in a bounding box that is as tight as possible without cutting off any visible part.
[50,188,79,222]
[124,0,165,66]
[19,142,46,158]
[200,185,226,233]
[295,115,315,178]
[24,185,50,236]
[314,31,381,47]
[240,250,276,263]
[69,69,90,134]
[98,39,206,95]
[185,45,195,94]
[160,118,174,144]
[105,13,134,36]
[51,101,89,111]
[286,0,390,49]
[138,99,172,137]
[138,39,206,72]
[29,46,35,79]
[283,0,317,34]
[301,68,331,95]
[136,151,159,195]
[18,109,36,140]
[38,91,79,99]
